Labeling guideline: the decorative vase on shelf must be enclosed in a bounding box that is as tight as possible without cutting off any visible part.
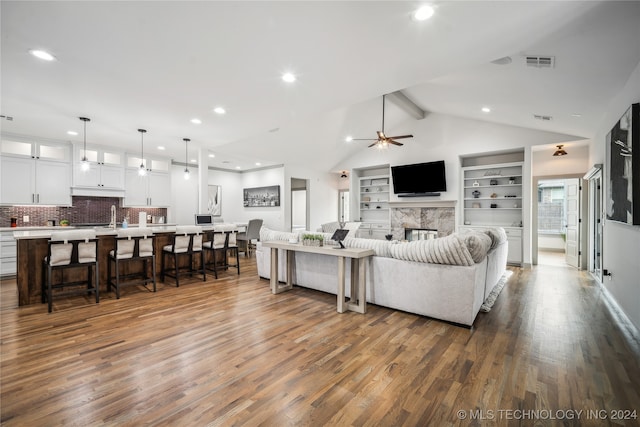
[472,190,481,198]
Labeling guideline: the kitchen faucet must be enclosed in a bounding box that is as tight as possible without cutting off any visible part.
[108,205,116,229]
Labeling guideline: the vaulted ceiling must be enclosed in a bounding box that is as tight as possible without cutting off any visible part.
[2,1,639,172]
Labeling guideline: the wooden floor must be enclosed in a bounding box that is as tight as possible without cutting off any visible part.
[1,257,639,426]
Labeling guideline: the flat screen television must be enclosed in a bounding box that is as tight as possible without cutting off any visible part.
[391,160,446,196]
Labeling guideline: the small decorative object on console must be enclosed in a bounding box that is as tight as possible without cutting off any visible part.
[302,233,324,247]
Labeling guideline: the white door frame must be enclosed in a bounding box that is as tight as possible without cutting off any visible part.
[584,165,603,281]
[532,173,587,267]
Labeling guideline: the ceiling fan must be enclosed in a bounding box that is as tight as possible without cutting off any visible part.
[351,94,413,148]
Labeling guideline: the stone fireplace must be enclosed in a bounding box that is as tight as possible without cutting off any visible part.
[389,201,456,240]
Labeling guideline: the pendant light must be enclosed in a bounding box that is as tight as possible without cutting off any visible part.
[79,117,91,171]
[183,138,190,180]
[553,144,567,156]
[138,129,147,176]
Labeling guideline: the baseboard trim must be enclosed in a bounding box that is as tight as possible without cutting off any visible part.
[598,280,640,357]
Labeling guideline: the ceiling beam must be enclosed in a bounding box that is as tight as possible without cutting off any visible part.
[386,91,427,120]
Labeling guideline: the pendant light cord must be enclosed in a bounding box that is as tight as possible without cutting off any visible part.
[79,117,90,161]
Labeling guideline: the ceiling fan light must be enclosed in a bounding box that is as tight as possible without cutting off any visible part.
[184,168,190,180]
[553,145,568,156]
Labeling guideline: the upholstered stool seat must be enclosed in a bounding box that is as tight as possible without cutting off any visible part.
[203,225,240,277]
[161,226,205,286]
[107,228,156,299]
[42,229,99,313]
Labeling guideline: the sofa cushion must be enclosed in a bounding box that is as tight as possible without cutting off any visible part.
[463,231,492,263]
[343,237,392,257]
[260,227,299,242]
[389,234,474,266]
[483,227,508,249]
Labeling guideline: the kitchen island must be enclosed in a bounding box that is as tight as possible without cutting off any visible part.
[12,224,241,306]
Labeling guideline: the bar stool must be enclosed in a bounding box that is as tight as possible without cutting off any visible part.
[203,228,240,276]
[161,225,205,286]
[41,229,99,313]
[107,228,156,299]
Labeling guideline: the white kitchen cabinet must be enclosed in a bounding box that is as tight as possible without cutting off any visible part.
[124,169,171,207]
[1,231,17,277]
[0,155,71,206]
[73,146,124,189]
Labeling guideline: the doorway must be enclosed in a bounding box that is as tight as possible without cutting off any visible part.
[585,167,603,281]
[291,178,309,232]
[533,176,586,268]
[338,190,350,223]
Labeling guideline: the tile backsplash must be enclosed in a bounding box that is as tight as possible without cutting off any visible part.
[0,197,167,227]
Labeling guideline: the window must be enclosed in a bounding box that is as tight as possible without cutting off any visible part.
[538,180,565,233]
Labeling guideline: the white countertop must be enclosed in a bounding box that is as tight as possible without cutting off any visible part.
[11,223,244,240]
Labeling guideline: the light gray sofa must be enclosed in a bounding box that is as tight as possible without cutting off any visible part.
[256,227,508,327]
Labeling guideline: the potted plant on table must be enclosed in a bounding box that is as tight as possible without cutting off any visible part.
[302,233,324,247]
[60,219,70,227]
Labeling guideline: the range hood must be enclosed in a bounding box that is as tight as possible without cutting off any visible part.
[71,187,125,198]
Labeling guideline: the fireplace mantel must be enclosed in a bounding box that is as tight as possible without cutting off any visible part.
[388,200,457,208]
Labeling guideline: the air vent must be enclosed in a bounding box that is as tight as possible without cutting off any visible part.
[525,55,555,68]
[534,114,553,121]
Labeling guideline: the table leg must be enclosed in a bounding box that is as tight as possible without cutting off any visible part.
[270,247,278,294]
[344,257,367,314]
[272,248,293,294]
[337,256,346,313]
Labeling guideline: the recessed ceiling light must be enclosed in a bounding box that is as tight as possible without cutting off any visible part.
[413,5,435,21]
[157,146,165,150]
[282,72,296,83]
[345,136,353,142]
[481,107,491,113]
[208,153,215,158]
[255,162,261,166]
[571,113,582,118]
[67,131,78,136]
[29,49,56,61]
[190,118,202,124]
[190,159,197,163]
[213,107,226,115]
[235,166,241,170]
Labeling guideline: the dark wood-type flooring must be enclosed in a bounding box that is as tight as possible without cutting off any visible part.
[1,257,639,426]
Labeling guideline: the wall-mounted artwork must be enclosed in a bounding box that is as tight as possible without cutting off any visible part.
[243,185,280,207]
[606,103,639,225]
[208,185,222,216]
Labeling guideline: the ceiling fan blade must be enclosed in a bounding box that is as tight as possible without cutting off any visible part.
[387,134,413,139]
[351,138,377,141]
[389,140,404,146]
[368,142,379,148]
[377,130,386,139]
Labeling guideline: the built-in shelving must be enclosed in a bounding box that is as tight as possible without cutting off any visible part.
[357,170,391,239]
[460,160,524,265]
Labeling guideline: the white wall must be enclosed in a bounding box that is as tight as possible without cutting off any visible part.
[532,144,590,176]
[335,113,585,266]
[590,60,640,329]
[239,166,286,230]
[208,169,243,222]
[170,164,199,225]
[284,164,338,232]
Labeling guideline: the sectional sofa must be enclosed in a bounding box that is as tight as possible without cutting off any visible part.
[256,227,508,327]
